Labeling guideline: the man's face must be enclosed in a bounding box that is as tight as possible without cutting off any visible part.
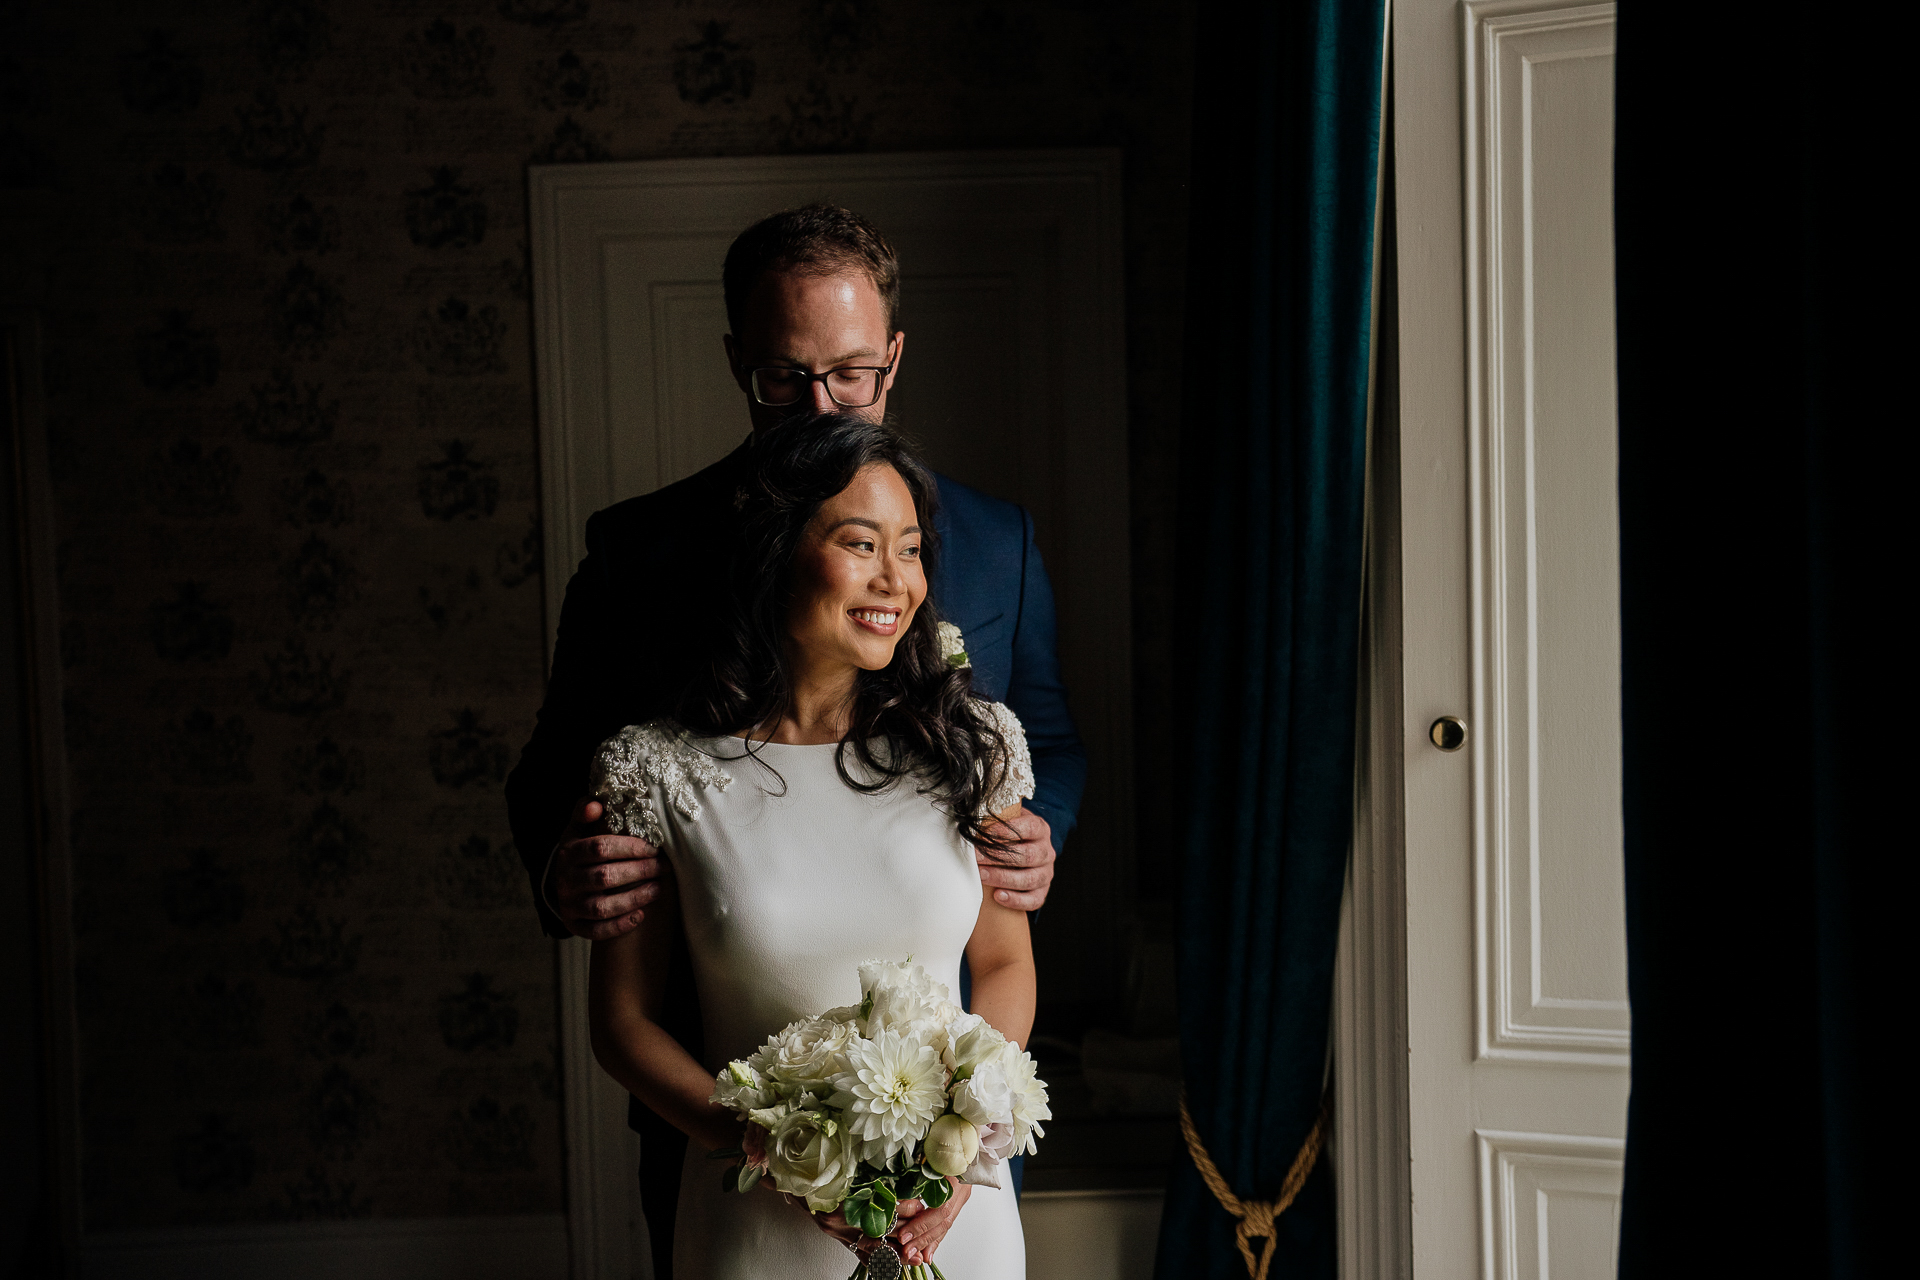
[724,270,906,434]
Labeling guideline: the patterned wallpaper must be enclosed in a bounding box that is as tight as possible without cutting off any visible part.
[0,0,1194,1233]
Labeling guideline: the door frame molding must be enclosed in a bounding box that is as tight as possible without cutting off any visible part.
[1333,16,1415,1274]
[1332,227,1414,1280]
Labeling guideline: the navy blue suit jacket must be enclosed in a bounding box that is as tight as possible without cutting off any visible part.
[925,473,1086,855]
[504,436,1087,937]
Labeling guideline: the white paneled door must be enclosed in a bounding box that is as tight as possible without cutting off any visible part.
[1340,2,1628,1278]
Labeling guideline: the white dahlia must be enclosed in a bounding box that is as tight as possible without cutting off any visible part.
[833,1028,950,1163]
[1003,1046,1052,1154]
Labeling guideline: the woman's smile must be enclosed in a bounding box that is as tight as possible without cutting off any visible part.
[849,607,902,635]
[782,460,927,681]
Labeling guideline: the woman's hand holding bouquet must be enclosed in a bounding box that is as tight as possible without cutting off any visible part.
[706,959,1050,1279]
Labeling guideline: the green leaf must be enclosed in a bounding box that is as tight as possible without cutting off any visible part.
[736,1164,762,1194]
[919,1176,953,1209]
[708,1147,744,1161]
[720,1165,739,1194]
[872,1181,899,1213]
[861,1199,893,1238]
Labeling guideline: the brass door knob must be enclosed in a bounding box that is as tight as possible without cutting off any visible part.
[1429,716,1467,751]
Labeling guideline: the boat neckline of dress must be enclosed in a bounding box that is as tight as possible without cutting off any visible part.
[716,733,843,749]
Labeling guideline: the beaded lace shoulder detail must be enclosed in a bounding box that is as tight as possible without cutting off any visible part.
[590,720,733,848]
[980,701,1035,816]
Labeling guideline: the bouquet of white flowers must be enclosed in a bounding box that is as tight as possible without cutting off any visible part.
[707,958,1050,1280]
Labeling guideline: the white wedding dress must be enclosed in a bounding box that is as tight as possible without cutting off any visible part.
[594,704,1033,1280]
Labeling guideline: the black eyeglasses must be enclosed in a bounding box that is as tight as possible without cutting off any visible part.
[745,359,895,409]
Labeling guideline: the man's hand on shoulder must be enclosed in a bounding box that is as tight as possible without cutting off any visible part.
[978,807,1056,912]
[548,796,669,941]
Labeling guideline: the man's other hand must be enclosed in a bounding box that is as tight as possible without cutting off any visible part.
[549,796,668,941]
[979,807,1056,911]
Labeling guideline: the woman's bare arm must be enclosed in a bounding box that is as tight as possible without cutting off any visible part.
[588,875,738,1152]
[963,803,1038,1047]
[893,804,1039,1267]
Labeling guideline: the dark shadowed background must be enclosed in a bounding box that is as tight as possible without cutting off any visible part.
[0,0,1195,1236]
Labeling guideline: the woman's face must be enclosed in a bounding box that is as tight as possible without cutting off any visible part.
[786,463,927,673]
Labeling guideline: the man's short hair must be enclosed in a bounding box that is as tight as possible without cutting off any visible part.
[722,204,901,336]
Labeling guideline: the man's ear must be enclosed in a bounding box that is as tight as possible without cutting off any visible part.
[723,333,751,393]
[884,330,906,393]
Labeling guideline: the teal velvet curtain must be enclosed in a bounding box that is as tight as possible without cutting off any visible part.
[1154,1,1386,1277]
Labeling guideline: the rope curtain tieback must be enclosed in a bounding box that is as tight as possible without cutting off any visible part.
[1176,1092,1331,1280]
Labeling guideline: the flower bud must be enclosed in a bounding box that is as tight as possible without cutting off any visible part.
[924,1113,981,1177]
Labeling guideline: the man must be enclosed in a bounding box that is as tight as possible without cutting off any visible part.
[504,204,1085,1275]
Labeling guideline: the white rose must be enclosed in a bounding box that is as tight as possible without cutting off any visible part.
[960,1120,1018,1188]
[764,1105,858,1212]
[951,1052,1016,1128]
[924,1112,981,1177]
[859,959,950,1004]
[710,1059,775,1112]
[859,958,940,1001]
[979,1119,1019,1162]
[865,985,959,1039]
[760,1016,859,1091]
[943,1014,1008,1080]
[858,959,959,1038]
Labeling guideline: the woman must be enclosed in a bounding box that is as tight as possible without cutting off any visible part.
[587,413,1034,1279]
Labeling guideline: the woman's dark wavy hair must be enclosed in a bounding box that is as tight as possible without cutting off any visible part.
[675,411,1016,857]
